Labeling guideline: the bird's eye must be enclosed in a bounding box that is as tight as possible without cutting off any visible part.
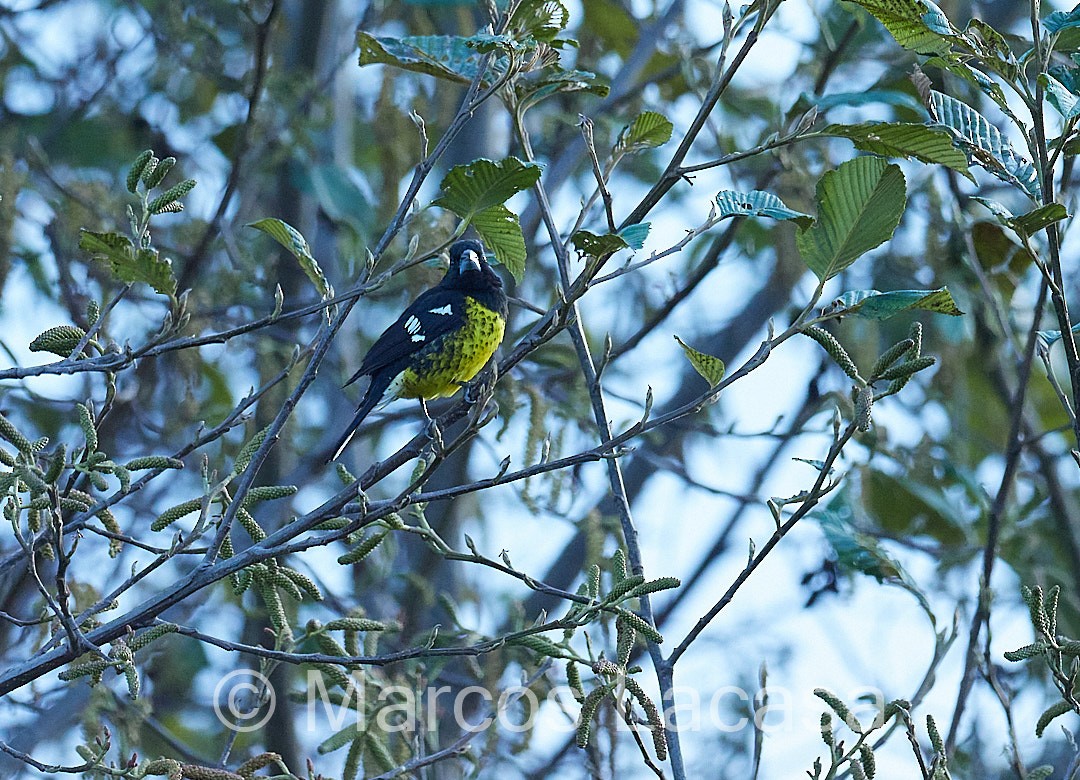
[465,250,478,263]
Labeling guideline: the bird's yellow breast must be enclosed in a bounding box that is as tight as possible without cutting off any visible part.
[399,297,505,399]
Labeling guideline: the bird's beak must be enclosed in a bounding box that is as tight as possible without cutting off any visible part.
[459,249,481,274]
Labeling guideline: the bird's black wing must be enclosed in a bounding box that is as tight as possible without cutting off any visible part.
[344,287,467,386]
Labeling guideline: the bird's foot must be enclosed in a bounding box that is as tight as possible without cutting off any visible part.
[462,363,499,428]
[462,360,499,405]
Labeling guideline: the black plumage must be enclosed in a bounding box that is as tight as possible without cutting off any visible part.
[329,239,508,461]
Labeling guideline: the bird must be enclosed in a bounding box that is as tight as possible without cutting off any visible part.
[329,239,508,461]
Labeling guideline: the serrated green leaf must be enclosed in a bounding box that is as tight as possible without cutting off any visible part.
[432,157,542,221]
[614,111,674,154]
[1011,203,1069,236]
[79,230,133,260]
[509,0,569,42]
[714,190,813,227]
[465,33,521,55]
[1040,73,1080,120]
[822,287,963,319]
[471,204,527,282]
[920,0,953,35]
[80,231,177,295]
[132,249,178,296]
[923,55,1014,117]
[572,230,629,258]
[1049,61,1080,94]
[795,157,907,282]
[844,0,954,55]
[674,335,725,386]
[248,218,331,300]
[356,32,509,84]
[517,68,610,107]
[960,18,1018,81]
[820,122,971,178]
[973,198,1068,238]
[1045,8,1080,33]
[971,196,1014,224]
[928,91,1039,195]
[618,222,650,249]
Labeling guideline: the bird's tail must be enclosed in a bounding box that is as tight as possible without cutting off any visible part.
[327,373,393,463]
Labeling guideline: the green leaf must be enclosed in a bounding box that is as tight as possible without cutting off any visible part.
[714,190,813,227]
[1044,8,1080,33]
[572,230,629,258]
[432,157,542,221]
[248,218,332,300]
[820,122,971,178]
[471,204,527,282]
[1050,60,1080,93]
[861,468,967,545]
[920,0,954,35]
[928,91,1039,195]
[970,196,1014,224]
[583,0,637,57]
[822,287,963,319]
[1039,73,1080,120]
[614,111,674,154]
[79,229,133,261]
[844,0,954,55]
[466,33,521,55]
[973,198,1068,238]
[79,230,177,295]
[674,335,725,386]
[1010,203,1069,237]
[618,223,651,249]
[306,164,371,226]
[517,68,610,108]
[815,488,936,625]
[356,32,509,84]
[509,0,569,42]
[1038,322,1080,349]
[923,55,1014,117]
[961,19,1018,82]
[795,157,907,282]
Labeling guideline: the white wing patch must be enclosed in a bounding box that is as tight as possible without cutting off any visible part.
[428,304,453,316]
[405,315,425,342]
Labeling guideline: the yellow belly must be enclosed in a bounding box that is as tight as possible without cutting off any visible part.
[399,298,505,399]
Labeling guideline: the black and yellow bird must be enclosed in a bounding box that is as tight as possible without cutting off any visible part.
[329,239,508,461]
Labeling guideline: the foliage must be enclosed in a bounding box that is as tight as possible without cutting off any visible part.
[0,0,1077,778]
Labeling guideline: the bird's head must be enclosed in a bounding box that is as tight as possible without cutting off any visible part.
[445,239,502,290]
